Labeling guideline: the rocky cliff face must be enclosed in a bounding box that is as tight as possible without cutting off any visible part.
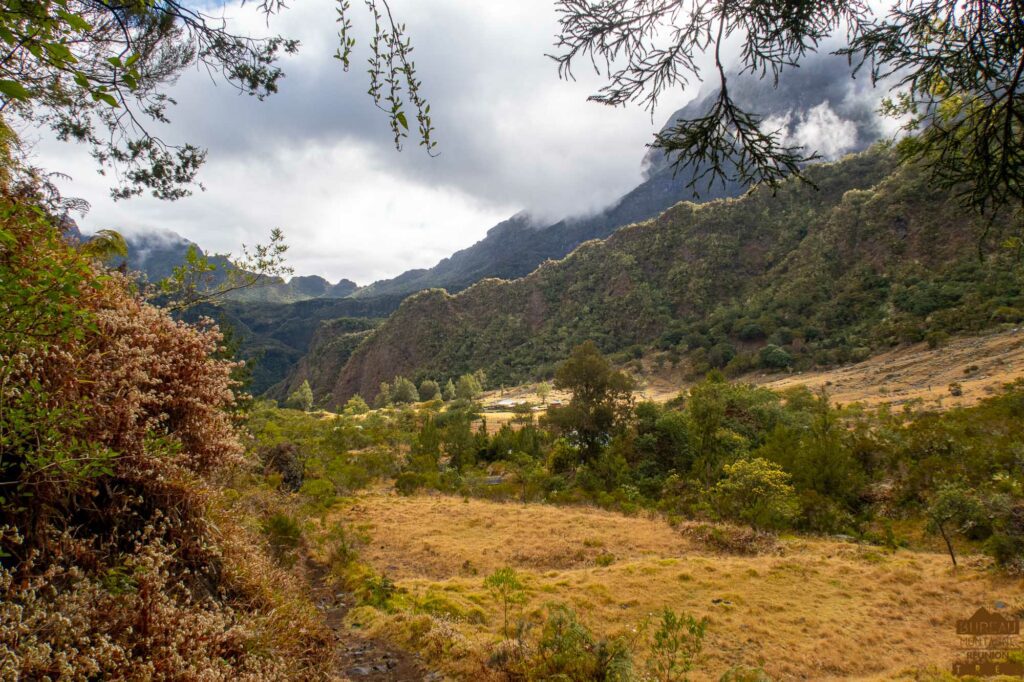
[268,316,379,403]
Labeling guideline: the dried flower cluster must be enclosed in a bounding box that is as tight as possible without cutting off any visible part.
[0,184,331,677]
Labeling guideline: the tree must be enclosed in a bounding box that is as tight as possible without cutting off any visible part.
[389,376,419,404]
[927,482,985,567]
[511,401,535,426]
[285,380,314,412]
[644,609,708,682]
[552,0,1024,214]
[442,378,457,401]
[0,0,435,201]
[374,381,392,409]
[77,229,128,261]
[536,381,552,405]
[455,373,482,401]
[547,341,635,461]
[419,379,440,401]
[759,344,793,370]
[713,458,799,531]
[686,374,744,485]
[484,567,526,640]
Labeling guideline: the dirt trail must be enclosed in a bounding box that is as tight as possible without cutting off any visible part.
[304,557,436,681]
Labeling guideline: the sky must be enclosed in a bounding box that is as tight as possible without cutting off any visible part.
[30,0,882,285]
[30,0,692,285]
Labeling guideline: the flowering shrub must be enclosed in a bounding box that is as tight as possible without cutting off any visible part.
[0,181,330,676]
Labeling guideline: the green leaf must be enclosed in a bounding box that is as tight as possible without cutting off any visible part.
[44,41,76,63]
[0,80,31,101]
[396,111,409,130]
[56,9,92,31]
[92,91,119,107]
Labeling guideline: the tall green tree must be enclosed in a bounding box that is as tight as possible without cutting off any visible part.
[455,373,482,401]
[285,379,314,412]
[547,341,635,461]
[389,376,419,404]
[927,482,985,567]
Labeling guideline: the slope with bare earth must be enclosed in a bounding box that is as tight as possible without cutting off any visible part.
[332,491,1024,681]
[630,327,1024,409]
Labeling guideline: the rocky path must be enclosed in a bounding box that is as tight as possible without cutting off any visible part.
[305,558,437,681]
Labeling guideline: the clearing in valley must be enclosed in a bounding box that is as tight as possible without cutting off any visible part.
[330,490,1024,681]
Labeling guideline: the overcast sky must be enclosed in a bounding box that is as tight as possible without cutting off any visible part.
[31,0,707,284]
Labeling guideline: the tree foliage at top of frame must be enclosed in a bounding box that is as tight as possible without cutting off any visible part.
[0,0,435,201]
[552,0,1024,214]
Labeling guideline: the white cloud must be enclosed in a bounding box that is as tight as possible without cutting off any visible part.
[791,102,860,159]
[30,0,886,284]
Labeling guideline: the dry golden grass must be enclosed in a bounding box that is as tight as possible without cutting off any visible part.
[332,491,1024,681]
[634,329,1024,410]
[340,488,695,580]
[480,330,1024,415]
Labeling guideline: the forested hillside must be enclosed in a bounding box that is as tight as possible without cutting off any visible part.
[182,296,401,395]
[351,56,881,300]
[330,149,1021,404]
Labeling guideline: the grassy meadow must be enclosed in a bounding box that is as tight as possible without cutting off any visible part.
[321,490,1023,680]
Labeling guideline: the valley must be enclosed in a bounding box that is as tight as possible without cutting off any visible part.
[4,5,1024,678]
[327,491,1023,681]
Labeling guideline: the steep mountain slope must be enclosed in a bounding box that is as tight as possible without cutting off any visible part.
[117,228,358,303]
[351,56,883,300]
[182,295,402,395]
[269,317,380,403]
[329,149,1022,404]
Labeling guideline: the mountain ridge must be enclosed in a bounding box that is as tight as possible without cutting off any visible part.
[325,148,1022,405]
[350,55,883,301]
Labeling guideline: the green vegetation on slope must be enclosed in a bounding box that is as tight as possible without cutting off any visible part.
[331,149,1021,405]
[236,339,1024,678]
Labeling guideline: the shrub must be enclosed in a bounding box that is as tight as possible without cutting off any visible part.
[364,573,397,610]
[714,458,799,531]
[926,330,950,348]
[528,605,633,681]
[395,471,426,496]
[758,344,793,369]
[419,379,441,401]
[684,523,778,555]
[262,512,303,566]
[987,502,1024,574]
[344,394,370,415]
[644,608,708,682]
[0,164,331,677]
[261,441,305,491]
[299,477,337,509]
